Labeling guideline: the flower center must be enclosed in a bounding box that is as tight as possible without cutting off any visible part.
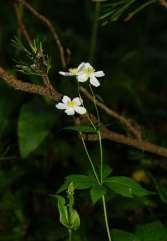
[83,67,95,76]
[69,68,78,75]
[67,100,77,107]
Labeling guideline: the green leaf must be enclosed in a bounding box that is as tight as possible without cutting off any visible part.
[66,175,95,190]
[57,175,95,193]
[18,99,56,158]
[135,221,167,241]
[64,125,97,133]
[104,176,153,198]
[112,229,140,241]
[56,195,69,229]
[69,208,80,231]
[90,185,106,204]
[102,165,112,179]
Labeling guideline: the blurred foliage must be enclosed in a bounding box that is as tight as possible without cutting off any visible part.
[0,0,167,240]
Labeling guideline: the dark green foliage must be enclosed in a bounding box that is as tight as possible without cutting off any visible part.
[0,0,167,240]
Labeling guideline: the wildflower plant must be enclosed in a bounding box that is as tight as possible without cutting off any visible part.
[1,0,166,240]
[11,38,154,241]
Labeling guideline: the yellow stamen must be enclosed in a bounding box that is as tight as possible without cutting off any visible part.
[69,68,78,75]
[83,67,95,76]
[67,100,77,107]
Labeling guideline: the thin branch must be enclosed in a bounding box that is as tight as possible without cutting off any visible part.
[1,66,167,158]
[14,3,32,47]
[80,86,141,139]
[86,128,167,158]
[160,0,167,8]
[0,67,61,101]
[17,0,67,68]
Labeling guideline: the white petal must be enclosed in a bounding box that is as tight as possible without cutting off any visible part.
[55,103,66,110]
[62,95,71,104]
[90,76,100,87]
[65,108,75,115]
[73,97,82,106]
[77,74,88,82]
[59,71,72,76]
[77,62,86,72]
[95,71,105,77]
[84,62,92,68]
[75,106,86,115]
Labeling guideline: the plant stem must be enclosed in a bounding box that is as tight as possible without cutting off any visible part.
[80,133,100,185]
[90,1,101,62]
[77,83,97,130]
[102,195,112,241]
[98,130,103,184]
[68,229,72,241]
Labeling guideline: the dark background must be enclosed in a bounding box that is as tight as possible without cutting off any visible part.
[0,0,167,240]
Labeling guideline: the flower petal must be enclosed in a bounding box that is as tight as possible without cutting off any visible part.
[95,71,105,77]
[62,96,71,104]
[77,74,88,82]
[77,62,86,72]
[73,97,82,106]
[65,108,75,115]
[90,76,100,87]
[84,62,92,68]
[59,71,73,76]
[55,103,66,110]
[75,106,86,115]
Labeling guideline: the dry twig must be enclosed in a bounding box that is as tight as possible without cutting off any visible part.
[17,0,67,68]
[1,67,167,158]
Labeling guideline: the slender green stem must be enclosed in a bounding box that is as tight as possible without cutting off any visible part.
[88,85,103,183]
[80,133,100,185]
[68,229,72,241]
[102,195,112,241]
[89,84,100,124]
[77,83,97,130]
[90,1,101,62]
[98,130,103,184]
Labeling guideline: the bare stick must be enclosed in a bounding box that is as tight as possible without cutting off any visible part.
[1,66,167,158]
[0,67,61,101]
[14,3,32,47]
[18,0,67,68]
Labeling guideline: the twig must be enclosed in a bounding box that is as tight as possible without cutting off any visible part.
[14,3,32,47]
[17,0,67,68]
[0,67,61,101]
[80,86,141,139]
[160,0,167,8]
[1,66,167,158]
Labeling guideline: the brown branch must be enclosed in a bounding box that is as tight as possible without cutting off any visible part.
[1,66,167,158]
[14,3,32,47]
[87,129,167,158]
[17,0,67,68]
[160,0,167,8]
[80,86,141,140]
[0,67,62,101]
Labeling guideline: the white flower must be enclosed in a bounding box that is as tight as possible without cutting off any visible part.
[55,95,86,115]
[58,62,85,77]
[77,62,105,87]
[59,62,105,87]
